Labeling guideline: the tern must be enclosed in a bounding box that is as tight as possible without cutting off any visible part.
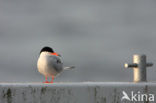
[37,46,75,83]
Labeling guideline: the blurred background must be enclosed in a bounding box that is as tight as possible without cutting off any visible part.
[0,0,156,82]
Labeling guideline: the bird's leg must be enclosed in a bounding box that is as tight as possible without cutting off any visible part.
[50,75,55,83]
[43,76,49,83]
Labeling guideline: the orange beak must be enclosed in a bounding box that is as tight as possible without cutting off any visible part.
[51,52,59,56]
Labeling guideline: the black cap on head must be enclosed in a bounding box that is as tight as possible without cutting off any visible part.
[40,46,54,54]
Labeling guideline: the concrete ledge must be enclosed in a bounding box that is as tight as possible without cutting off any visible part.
[0,82,156,103]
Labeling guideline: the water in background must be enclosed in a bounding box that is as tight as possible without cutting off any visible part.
[0,0,156,82]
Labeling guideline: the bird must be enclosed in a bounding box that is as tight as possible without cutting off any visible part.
[37,46,75,83]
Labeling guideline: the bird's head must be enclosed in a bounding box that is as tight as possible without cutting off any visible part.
[40,46,54,54]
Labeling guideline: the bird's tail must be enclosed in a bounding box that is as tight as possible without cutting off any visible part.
[64,66,75,70]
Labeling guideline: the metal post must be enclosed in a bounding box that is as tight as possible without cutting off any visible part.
[124,54,153,82]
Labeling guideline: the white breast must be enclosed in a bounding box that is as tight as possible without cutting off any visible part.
[37,52,59,77]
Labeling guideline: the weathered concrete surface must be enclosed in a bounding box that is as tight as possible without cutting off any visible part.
[0,82,156,103]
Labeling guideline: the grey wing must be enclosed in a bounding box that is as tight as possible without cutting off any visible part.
[48,55,63,73]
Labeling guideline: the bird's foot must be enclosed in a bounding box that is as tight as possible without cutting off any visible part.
[43,81,50,83]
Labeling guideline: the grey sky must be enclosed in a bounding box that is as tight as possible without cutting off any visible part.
[0,0,156,82]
